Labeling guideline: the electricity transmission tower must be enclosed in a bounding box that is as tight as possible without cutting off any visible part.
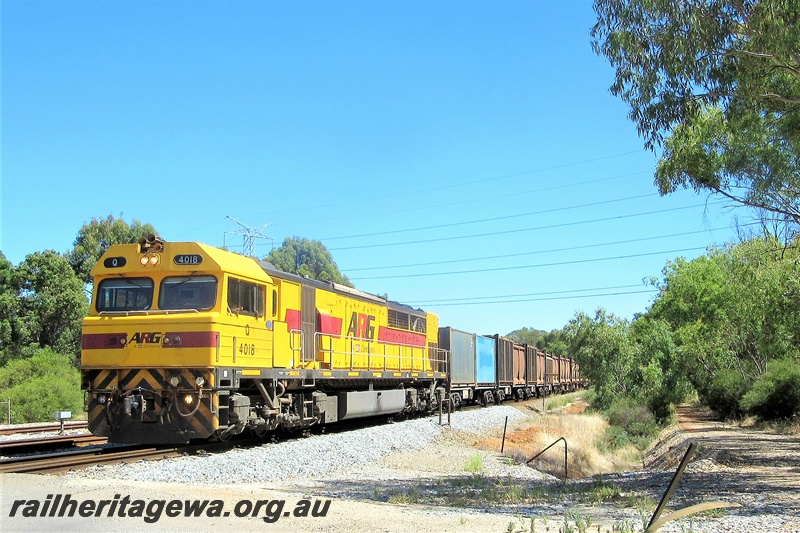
[224,215,271,257]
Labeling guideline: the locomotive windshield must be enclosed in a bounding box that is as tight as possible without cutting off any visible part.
[159,275,217,310]
[96,277,154,312]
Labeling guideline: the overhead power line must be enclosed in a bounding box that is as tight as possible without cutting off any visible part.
[241,149,647,219]
[331,201,727,251]
[269,170,653,230]
[320,192,657,242]
[428,288,659,307]
[350,246,708,280]
[344,224,756,273]
[172,169,652,240]
[405,283,650,305]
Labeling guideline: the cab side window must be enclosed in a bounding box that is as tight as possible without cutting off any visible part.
[228,277,265,317]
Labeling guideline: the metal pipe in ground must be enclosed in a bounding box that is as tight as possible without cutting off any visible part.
[527,436,568,482]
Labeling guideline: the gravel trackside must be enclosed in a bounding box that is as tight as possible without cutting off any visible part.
[2,403,799,532]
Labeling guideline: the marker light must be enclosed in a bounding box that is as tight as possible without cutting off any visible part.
[184,394,194,405]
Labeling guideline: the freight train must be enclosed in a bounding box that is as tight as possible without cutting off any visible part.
[81,237,583,444]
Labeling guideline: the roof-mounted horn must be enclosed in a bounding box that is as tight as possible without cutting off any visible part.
[138,234,165,253]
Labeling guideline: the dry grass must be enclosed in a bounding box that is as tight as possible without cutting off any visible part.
[475,405,639,479]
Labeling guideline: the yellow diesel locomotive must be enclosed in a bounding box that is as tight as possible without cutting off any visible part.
[81,236,447,443]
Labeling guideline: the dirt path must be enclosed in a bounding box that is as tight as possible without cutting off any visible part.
[593,403,800,531]
[656,404,800,514]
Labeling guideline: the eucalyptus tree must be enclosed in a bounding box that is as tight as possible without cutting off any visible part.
[266,237,354,288]
[592,0,800,224]
[69,215,157,284]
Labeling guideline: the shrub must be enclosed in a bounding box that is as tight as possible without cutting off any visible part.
[599,397,660,451]
[702,369,748,419]
[0,348,83,423]
[602,426,631,450]
[741,359,800,420]
[606,398,660,439]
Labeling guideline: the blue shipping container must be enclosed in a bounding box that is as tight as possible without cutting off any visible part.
[476,335,496,385]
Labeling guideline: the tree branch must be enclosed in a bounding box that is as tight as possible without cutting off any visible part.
[707,185,800,225]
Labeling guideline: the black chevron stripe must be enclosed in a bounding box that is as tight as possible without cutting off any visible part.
[96,370,117,390]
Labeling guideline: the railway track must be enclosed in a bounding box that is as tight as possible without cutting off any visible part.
[0,420,88,436]
[0,434,107,456]
[0,439,254,475]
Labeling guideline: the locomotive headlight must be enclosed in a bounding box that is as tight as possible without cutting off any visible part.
[184,394,194,405]
[195,376,205,386]
[139,254,161,266]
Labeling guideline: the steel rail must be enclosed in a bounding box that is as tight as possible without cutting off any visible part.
[0,421,88,436]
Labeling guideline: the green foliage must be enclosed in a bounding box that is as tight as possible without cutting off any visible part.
[565,309,688,420]
[647,236,800,418]
[507,327,567,354]
[266,237,354,287]
[0,252,17,356]
[703,369,748,419]
[0,348,83,423]
[631,317,692,422]
[606,398,659,437]
[592,0,800,223]
[601,425,631,451]
[69,214,157,284]
[602,397,661,450]
[564,309,636,409]
[463,453,484,474]
[741,359,800,420]
[3,251,88,363]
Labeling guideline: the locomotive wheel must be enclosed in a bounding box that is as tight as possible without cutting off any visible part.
[252,426,270,438]
[213,429,234,442]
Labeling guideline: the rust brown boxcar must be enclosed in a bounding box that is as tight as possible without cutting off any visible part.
[488,334,514,401]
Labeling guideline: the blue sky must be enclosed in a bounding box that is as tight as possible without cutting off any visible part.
[2,1,750,335]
